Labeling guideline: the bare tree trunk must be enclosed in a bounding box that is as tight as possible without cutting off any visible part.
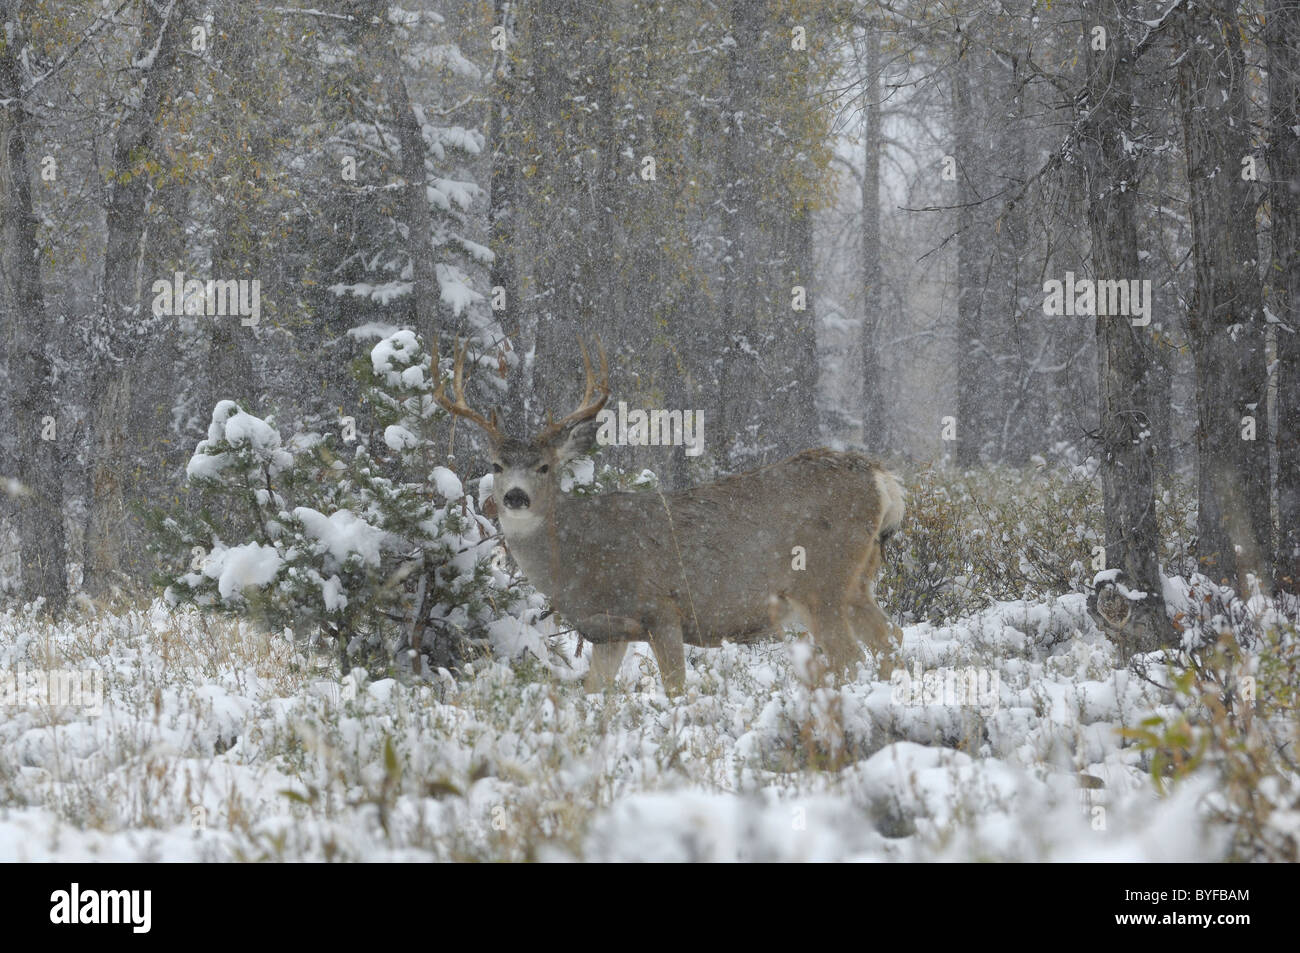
[716,0,763,466]
[490,0,528,437]
[1080,0,1170,652]
[1147,334,1174,478]
[783,202,821,451]
[203,224,258,416]
[382,47,437,350]
[522,0,578,426]
[202,0,265,416]
[83,0,187,596]
[953,43,983,467]
[996,51,1035,466]
[1268,0,1300,592]
[1177,0,1272,592]
[588,28,621,353]
[0,13,68,612]
[860,22,885,451]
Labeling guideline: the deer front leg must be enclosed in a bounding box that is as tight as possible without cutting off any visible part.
[645,618,686,696]
[585,640,628,691]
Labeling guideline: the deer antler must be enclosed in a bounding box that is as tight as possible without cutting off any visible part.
[535,337,610,445]
[431,337,502,441]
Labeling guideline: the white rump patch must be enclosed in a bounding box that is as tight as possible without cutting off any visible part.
[874,469,906,536]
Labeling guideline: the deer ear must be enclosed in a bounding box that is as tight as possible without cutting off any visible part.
[555,418,600,462]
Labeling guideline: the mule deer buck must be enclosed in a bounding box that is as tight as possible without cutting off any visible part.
[433,339,905,693]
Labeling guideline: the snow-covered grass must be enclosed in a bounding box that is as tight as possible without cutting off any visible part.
[0,593,1240,861]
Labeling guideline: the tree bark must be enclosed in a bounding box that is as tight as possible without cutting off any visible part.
[1176,0,1272,592]
[716,0,764,467]
[995,50,1036,466]
[0,12,68,612]
[521,0,578,427]
[382,47,437,351]
[490,0,528,438]
[953,41,984,467]
[1080,0,1170,651]
[202,0,264,416]
[860,22,885,451]
[1268,0,1300,592]
[782,201,821,452]
[83,0,187,595]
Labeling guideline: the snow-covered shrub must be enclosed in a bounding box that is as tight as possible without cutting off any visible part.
[880,465,1197,625]
[149,331,544,673]
[1122,625,1300,862]
[878,466,988,624]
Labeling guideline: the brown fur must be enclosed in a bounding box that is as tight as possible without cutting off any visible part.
[502,449,904,693]
[434,344,904,694]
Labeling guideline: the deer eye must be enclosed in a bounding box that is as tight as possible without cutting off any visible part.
[537,465,549,474]
[491,463,503,474]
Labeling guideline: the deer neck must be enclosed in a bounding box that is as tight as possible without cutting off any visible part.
[497,503,566,593]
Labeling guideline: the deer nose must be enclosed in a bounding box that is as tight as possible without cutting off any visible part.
[503,488,530,509]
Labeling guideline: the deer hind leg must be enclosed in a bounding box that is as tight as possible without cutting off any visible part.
[774,593,858,680]
[844,598,901,677]
[813,606,864,679]
[585,641,629,691]
[645,617,687,696]
[845,538,902,677]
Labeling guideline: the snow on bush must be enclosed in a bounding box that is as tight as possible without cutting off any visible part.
[152,330,545,671]
[185,400,295,481]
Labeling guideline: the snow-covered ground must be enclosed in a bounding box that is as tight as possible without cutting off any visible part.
[0,594,1230,861]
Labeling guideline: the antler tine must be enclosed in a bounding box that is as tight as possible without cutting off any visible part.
[536,335,610,445]
[451,339,470,403]
[432,336,501,439]
[575,337,595,409]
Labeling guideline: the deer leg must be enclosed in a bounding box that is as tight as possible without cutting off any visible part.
[857,538,884,601]
[645,619,686,696]
[774,596,851,681]
[812,606,863,678]
[845,597,902,677]
[842,536,901,676]
[585,640,628,691]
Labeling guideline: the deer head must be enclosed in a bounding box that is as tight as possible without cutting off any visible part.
[432,336,609,535]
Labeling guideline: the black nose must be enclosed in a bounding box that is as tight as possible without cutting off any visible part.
[503,488,530,509]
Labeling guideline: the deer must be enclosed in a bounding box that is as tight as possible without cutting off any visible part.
[432,338,905,694]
